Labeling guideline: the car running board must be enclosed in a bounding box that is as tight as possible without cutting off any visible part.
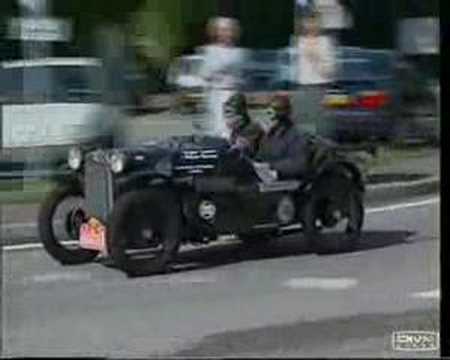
[258,180,301,193]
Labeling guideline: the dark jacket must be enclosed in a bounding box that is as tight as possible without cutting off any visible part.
[229,116,265,157]
[256,120,310,178]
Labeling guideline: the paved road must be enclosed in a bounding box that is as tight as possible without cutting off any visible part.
[1,195,440,357]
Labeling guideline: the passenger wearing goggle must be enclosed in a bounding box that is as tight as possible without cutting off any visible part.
[255,93,311,179]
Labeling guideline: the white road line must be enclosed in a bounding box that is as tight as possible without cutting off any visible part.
[2,197,440,252]
[2,240,77,251]
[410,289,440,299]
[2,222,37,230]
[25,272,92,284]
[367,176,439,189]
[2,243,43,251]
[366,197,440,214]
[145,274,217,285]
[283,277,358,290]
[2,220,63,230]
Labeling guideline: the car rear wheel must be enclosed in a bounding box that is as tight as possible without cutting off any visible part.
[106,189,182,277]
[303,176,364,254]
[38,185,99,265]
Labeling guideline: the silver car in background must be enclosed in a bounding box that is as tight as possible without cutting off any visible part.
[0,57,115,173]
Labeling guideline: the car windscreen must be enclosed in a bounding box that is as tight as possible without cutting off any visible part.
[0,65,103,104]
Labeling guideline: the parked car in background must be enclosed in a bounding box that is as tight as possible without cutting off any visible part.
[241,49,281,92]
[0,57,115,174]
[166,55,206,114]
[318,47,398,143]
[392,59,440,144]
[167,49,291,100]
[274,46,298,91]
[315,47,439,144]
[166,47,439,143]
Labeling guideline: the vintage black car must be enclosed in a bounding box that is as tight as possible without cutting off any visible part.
[38,134,365,277]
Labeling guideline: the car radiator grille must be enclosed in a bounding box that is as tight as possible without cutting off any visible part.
[84,158,114,223]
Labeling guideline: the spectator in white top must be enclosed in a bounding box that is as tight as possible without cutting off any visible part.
[291,10,336,135]
[198,17,246,138]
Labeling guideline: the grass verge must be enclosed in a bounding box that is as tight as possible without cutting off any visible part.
[0,179,55,205]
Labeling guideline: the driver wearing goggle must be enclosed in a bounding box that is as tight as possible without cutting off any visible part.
[223,92,264,157]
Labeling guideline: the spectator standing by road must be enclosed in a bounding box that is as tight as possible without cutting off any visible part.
[291,10,336,135]
[198,17,246,138]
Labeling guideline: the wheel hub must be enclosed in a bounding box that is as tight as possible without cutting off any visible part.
[141,229,154,240]
[321,201,346,228]
[66,207,86,239]
[135,227,161,248]
[332,210,342,221]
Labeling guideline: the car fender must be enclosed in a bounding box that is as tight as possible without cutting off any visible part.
[315,160,365,193]
[115,171,172,195]
[48,163,83,189]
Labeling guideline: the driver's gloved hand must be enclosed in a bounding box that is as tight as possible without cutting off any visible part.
[252,161,270,169]
[253,162,278,182]
[227,145,244,160]
[228,136,251,157]
[233,136,250,150]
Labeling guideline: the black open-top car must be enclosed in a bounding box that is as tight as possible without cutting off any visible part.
[38,134,365,277]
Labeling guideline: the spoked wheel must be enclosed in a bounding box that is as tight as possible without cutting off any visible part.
[106,190,182,277]
[304,179,364,255]
[38,185,99,265]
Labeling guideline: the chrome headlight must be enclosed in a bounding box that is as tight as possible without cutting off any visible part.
[109,151,127,174]
[68,147,83,170]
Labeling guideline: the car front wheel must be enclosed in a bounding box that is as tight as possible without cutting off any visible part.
[106,189,182,277]
[38,185,99,265]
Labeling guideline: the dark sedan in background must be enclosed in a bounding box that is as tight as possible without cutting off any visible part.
[318,47,439,144]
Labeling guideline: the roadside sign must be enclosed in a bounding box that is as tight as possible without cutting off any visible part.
[7,17,72,42]
[19,0,49,14]
[294,0,353,30]
[315,0,353,29]
[398,18,439,55]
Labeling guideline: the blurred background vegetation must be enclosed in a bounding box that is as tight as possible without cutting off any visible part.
[0,0,439,89]
[1,0,440,55]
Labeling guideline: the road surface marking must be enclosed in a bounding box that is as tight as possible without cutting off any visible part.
[2,222,37,229]
[146,274,217,285]
[2,243,43,251]
[365,197,439,214]
[283,277,358,290]
[2,219,64,230]
[368,176,439,189]
[2,240,77,251]
[410,289,440,299]
[2,197,440,252]
[25,271,92,284]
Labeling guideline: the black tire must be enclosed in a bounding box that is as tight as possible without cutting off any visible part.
[106,189,182,277]
[303,176,364,255]
[38,185,99,265]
